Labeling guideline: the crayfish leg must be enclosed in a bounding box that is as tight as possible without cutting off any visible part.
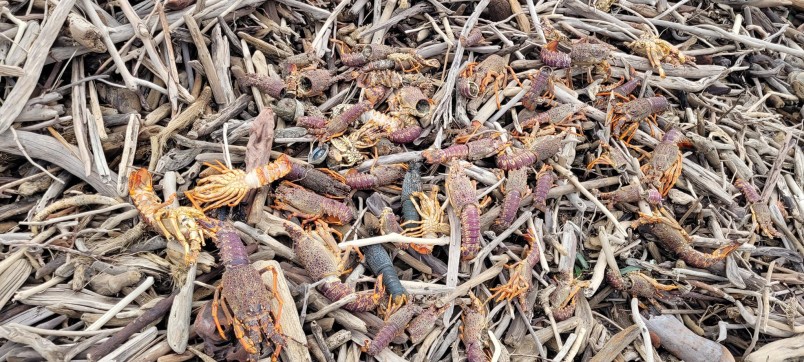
[212,286,230,340]
[256,264,285,334]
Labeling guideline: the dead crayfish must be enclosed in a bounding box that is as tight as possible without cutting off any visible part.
[633,212,742,268]
[447,162,485,261]
[532,164,557,212]
[363,303,422,356]
[285,221,385,312]
[735,179,779,238]
[458,54,522,108]
[492,168,530,234]
[185,155,293,212]
[640,128,690,196]
[401,185,451,254]
[609,96,669,143]
[542,272,589,321]
[594,66,641,110]
[210,224,286,361]
[489,231,541,309]
[521,68,558,110]
[273,182,354,225]
[344,164,407,190]
[518,103,587,131]
[627,33,694,78]
[496,129,565,171]
[606,269,678,302]
[129,168,216,264]
[461,293,490,362]
[541,38,613,80]
[423,136,507,165]
[597,183,663,208]
[401,161,423,232]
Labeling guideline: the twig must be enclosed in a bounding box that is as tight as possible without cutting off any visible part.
[549,161,628,236]
[0,0,77,133]
[338,233,449,249]
[86,276,154,331]
[632,297,655,362]
[8,128,62,184]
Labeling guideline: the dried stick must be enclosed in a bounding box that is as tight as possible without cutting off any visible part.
[338,233,449,249]
[184,15,227,104]
[79,0,164,94]
[632,297,654,362]
[0,0,77,133]
[86,277,155,331]
[549,161,628,236]
[86,268,222,361]
[117,0,193,103]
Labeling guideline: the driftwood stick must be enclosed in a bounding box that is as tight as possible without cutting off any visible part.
[0,130,118,197]
[643,314,734,362]
[85,268,222,361]
[0,0,77,134]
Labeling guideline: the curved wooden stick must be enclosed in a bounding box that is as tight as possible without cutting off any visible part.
[0,130,118,197]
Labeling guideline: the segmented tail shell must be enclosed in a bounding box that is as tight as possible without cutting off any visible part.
[388,125,423,144]
[522,70,551,111]
[401,161,422,227]
[735,179,761,203]
[252,154,293,187]
[362,244,407,300]
[239,74,286,99]
[492,190,522,234]
[422,144,469,164]
[540,41,571,68]
[496,149,538,170]
[460,206,481,261]
[365,304,421,356]
[533,167,556,212]
[296,115,327,129]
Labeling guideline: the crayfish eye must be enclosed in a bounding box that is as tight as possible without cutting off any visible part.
[299,76,313,93]
[361,46,373,58]
[415,99,431,115]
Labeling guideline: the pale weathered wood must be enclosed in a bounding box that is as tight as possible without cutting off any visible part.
[0,130,118,196]
[0,0,77,134]
[255,260,312,362]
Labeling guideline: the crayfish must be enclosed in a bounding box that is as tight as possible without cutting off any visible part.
[489,231,541,309]
[209,224,286,361]
[627,33,694,78]
[344,164,407,190]
[633,212,742,268]
[606,269,678,303]
[458,54,521,108]
[363,303,422,356]
[496,128,565,171]
[542,272,589,321]
[423,136,507,165]
[597,183,663,209]
[541,38,613,80]
[518,103,587,131]
[285,221,385,312]
[461,293,490,362]
[735,179,779,238]
[521,68,558,110]
[129,168,216,264]
[401,185,450,254]
[185,155,293,212]
[640,128,690,196]
[447,161,486,261]
[609,96,669,144]
[273,182,354,225]
[492,168,530,234]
